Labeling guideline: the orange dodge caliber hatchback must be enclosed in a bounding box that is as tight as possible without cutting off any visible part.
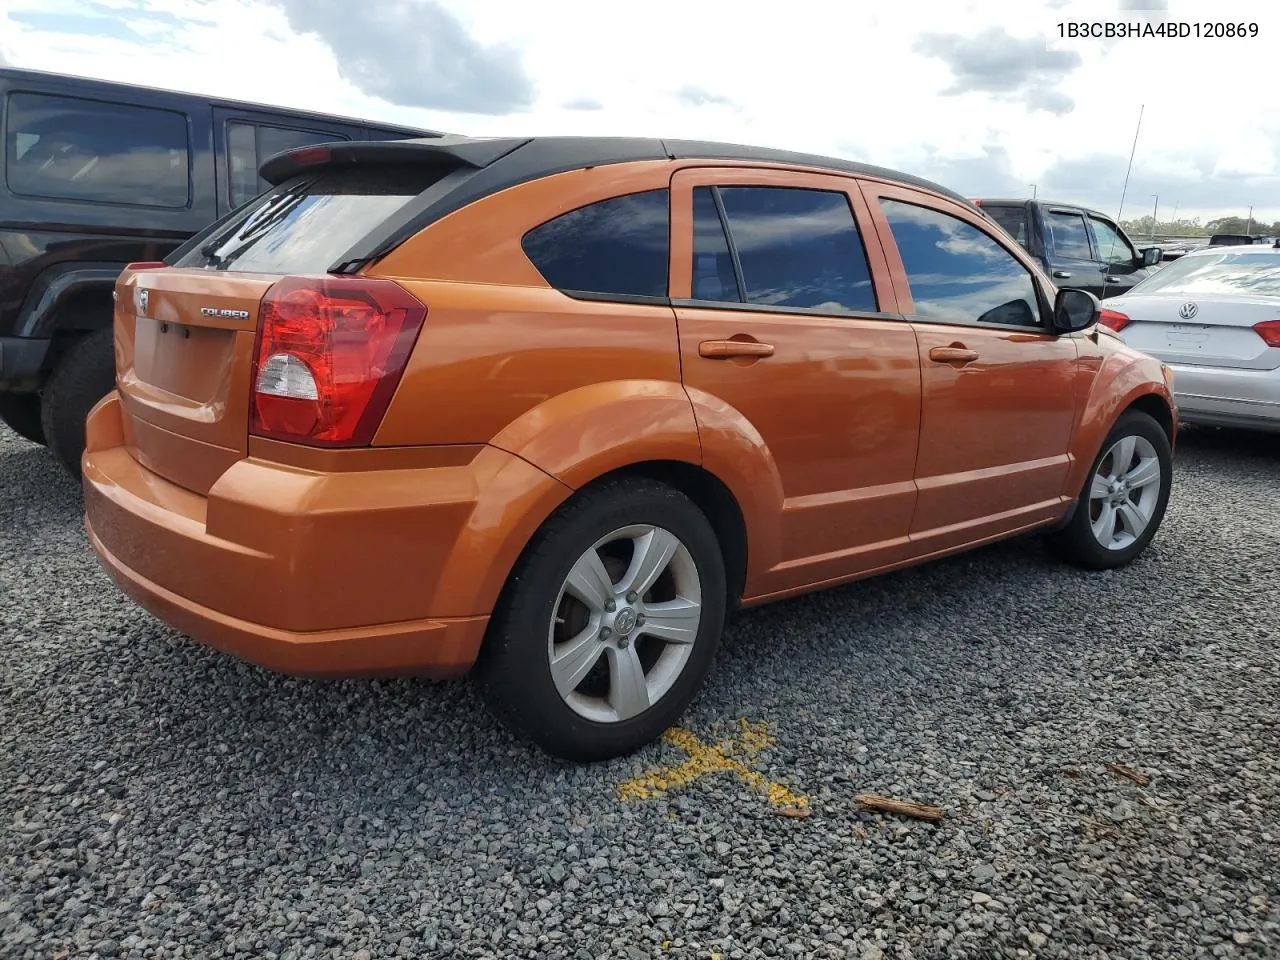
[83,135,1177,760]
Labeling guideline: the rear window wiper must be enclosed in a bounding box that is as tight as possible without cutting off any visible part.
[198,178,317,269]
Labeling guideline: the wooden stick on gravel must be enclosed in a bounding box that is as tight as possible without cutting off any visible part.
[854,793,945,823]
[1105,763,1150,787]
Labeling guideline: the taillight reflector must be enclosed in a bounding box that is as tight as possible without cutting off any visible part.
[124,261,168,271]
[1099,309,1132,332]
[1253,319,1280,348]
[250,276,425,447]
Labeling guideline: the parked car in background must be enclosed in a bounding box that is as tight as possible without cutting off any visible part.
[1208,234,1256,247]
[83,134,1177,760]
[1099,246,1280,433]
[973,197,1162,300]
[0,67,438,475]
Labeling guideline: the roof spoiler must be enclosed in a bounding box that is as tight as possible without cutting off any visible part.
[259,135,532,186]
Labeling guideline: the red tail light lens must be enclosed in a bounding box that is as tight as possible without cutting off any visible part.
[250,277,425,446]
[124,261,169,271]
[1253,319,1280,347]
[287,145,331,166]
[1099,309,1132,332]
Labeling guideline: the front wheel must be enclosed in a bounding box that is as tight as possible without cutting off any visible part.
[1045,410,1173,570]
[473,478,727,761]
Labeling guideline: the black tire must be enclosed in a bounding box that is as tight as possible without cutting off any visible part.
[0,393,46,445]
[473,477,727,762]
[40,328,118,480]
[1045,410,1173,570]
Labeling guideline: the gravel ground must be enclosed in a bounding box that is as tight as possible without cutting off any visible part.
[1,421,1278,960]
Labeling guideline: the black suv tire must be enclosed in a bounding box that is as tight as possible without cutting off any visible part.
[0,393,46,445]
[40,328,117,480]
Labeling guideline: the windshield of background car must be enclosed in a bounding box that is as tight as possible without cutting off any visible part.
[1127,252,1280,298]
[173,163,447,274]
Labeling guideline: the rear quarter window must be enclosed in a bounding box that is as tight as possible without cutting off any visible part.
[521,189,670,301]
[4,92,190,208]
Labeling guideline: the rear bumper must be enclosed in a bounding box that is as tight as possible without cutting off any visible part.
[86,518,488,677]
[80,391,567,679]
[1167,361,1280,432]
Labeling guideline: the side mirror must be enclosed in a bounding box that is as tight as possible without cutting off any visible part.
[1139,247,1162,267]
[1053,287,1101,334]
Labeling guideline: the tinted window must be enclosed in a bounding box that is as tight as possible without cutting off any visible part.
[691,187,740,301]
[1047,211,1093,260]
[1089,216,1136,264]
[522,190,669,299]
[1129,251,1280,297]
[880,199,1041,327]
[708,186,877,312]
[174,164,443,274]
[227,122,259,208]
[983,205,1029,248]
[227,122,347,209]
[4,92,189,207]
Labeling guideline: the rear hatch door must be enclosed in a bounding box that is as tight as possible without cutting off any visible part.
[1108,251,1280,370]
[115,163,452,495]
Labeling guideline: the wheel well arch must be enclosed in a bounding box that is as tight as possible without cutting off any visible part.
[1122,392,1175,444]
[574,459,749,609]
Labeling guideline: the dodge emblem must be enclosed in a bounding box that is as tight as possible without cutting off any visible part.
[1177,301,1198,320]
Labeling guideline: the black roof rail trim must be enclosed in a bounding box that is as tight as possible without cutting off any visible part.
[659,139,972,205]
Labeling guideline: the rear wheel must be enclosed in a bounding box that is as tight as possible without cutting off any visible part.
[1046,410,1172,569]
[0,393,46,445]
[474,478,727,761]
[40,328,117,480]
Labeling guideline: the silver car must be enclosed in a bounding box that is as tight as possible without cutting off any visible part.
[1099,246,1280,432]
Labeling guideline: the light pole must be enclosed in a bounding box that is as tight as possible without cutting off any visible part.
[1030,183,1037,199]
[1151,194,1159,240]
[1246,205,1254,236]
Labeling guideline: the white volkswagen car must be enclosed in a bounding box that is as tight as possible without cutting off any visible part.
[1099,246,1280,433]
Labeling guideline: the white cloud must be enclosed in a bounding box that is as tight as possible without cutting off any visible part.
[2,0,1278,223]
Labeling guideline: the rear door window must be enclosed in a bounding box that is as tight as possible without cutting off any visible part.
[880,198,1042,327]
[1046,210,1094,260]
[174,164,444,274]
[226,121,350,208]
[4,92,190,208]
[692,185,878,313]
[983,205,1030,249]
[522,189,670,300]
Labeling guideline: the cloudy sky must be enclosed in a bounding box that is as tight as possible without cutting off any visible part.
[2,0,1277,225]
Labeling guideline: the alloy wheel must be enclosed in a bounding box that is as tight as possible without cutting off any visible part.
[547,524,703,724]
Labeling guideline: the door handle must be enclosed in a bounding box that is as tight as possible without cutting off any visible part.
[1052,270,1072,279]
[929,345,979,365]
[698,339,775,359]
[1105,276,1121,283]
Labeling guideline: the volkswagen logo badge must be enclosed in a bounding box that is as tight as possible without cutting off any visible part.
[1177,301,1198,320]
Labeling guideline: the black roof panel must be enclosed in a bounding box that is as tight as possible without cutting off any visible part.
[261,133,973,206]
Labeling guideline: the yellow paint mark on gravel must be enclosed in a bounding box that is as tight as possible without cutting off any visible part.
[618,718,809,812]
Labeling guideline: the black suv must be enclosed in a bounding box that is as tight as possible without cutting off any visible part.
[0,67,438,475]
[973,198,1162,301]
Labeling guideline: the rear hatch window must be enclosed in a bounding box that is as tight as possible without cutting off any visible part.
[173,163,447,274]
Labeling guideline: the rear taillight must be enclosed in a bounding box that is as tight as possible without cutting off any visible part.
[250,276,425,446]
[1253,319,1280,348]
[124,261,169,271]
[1099,309,1132,332]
